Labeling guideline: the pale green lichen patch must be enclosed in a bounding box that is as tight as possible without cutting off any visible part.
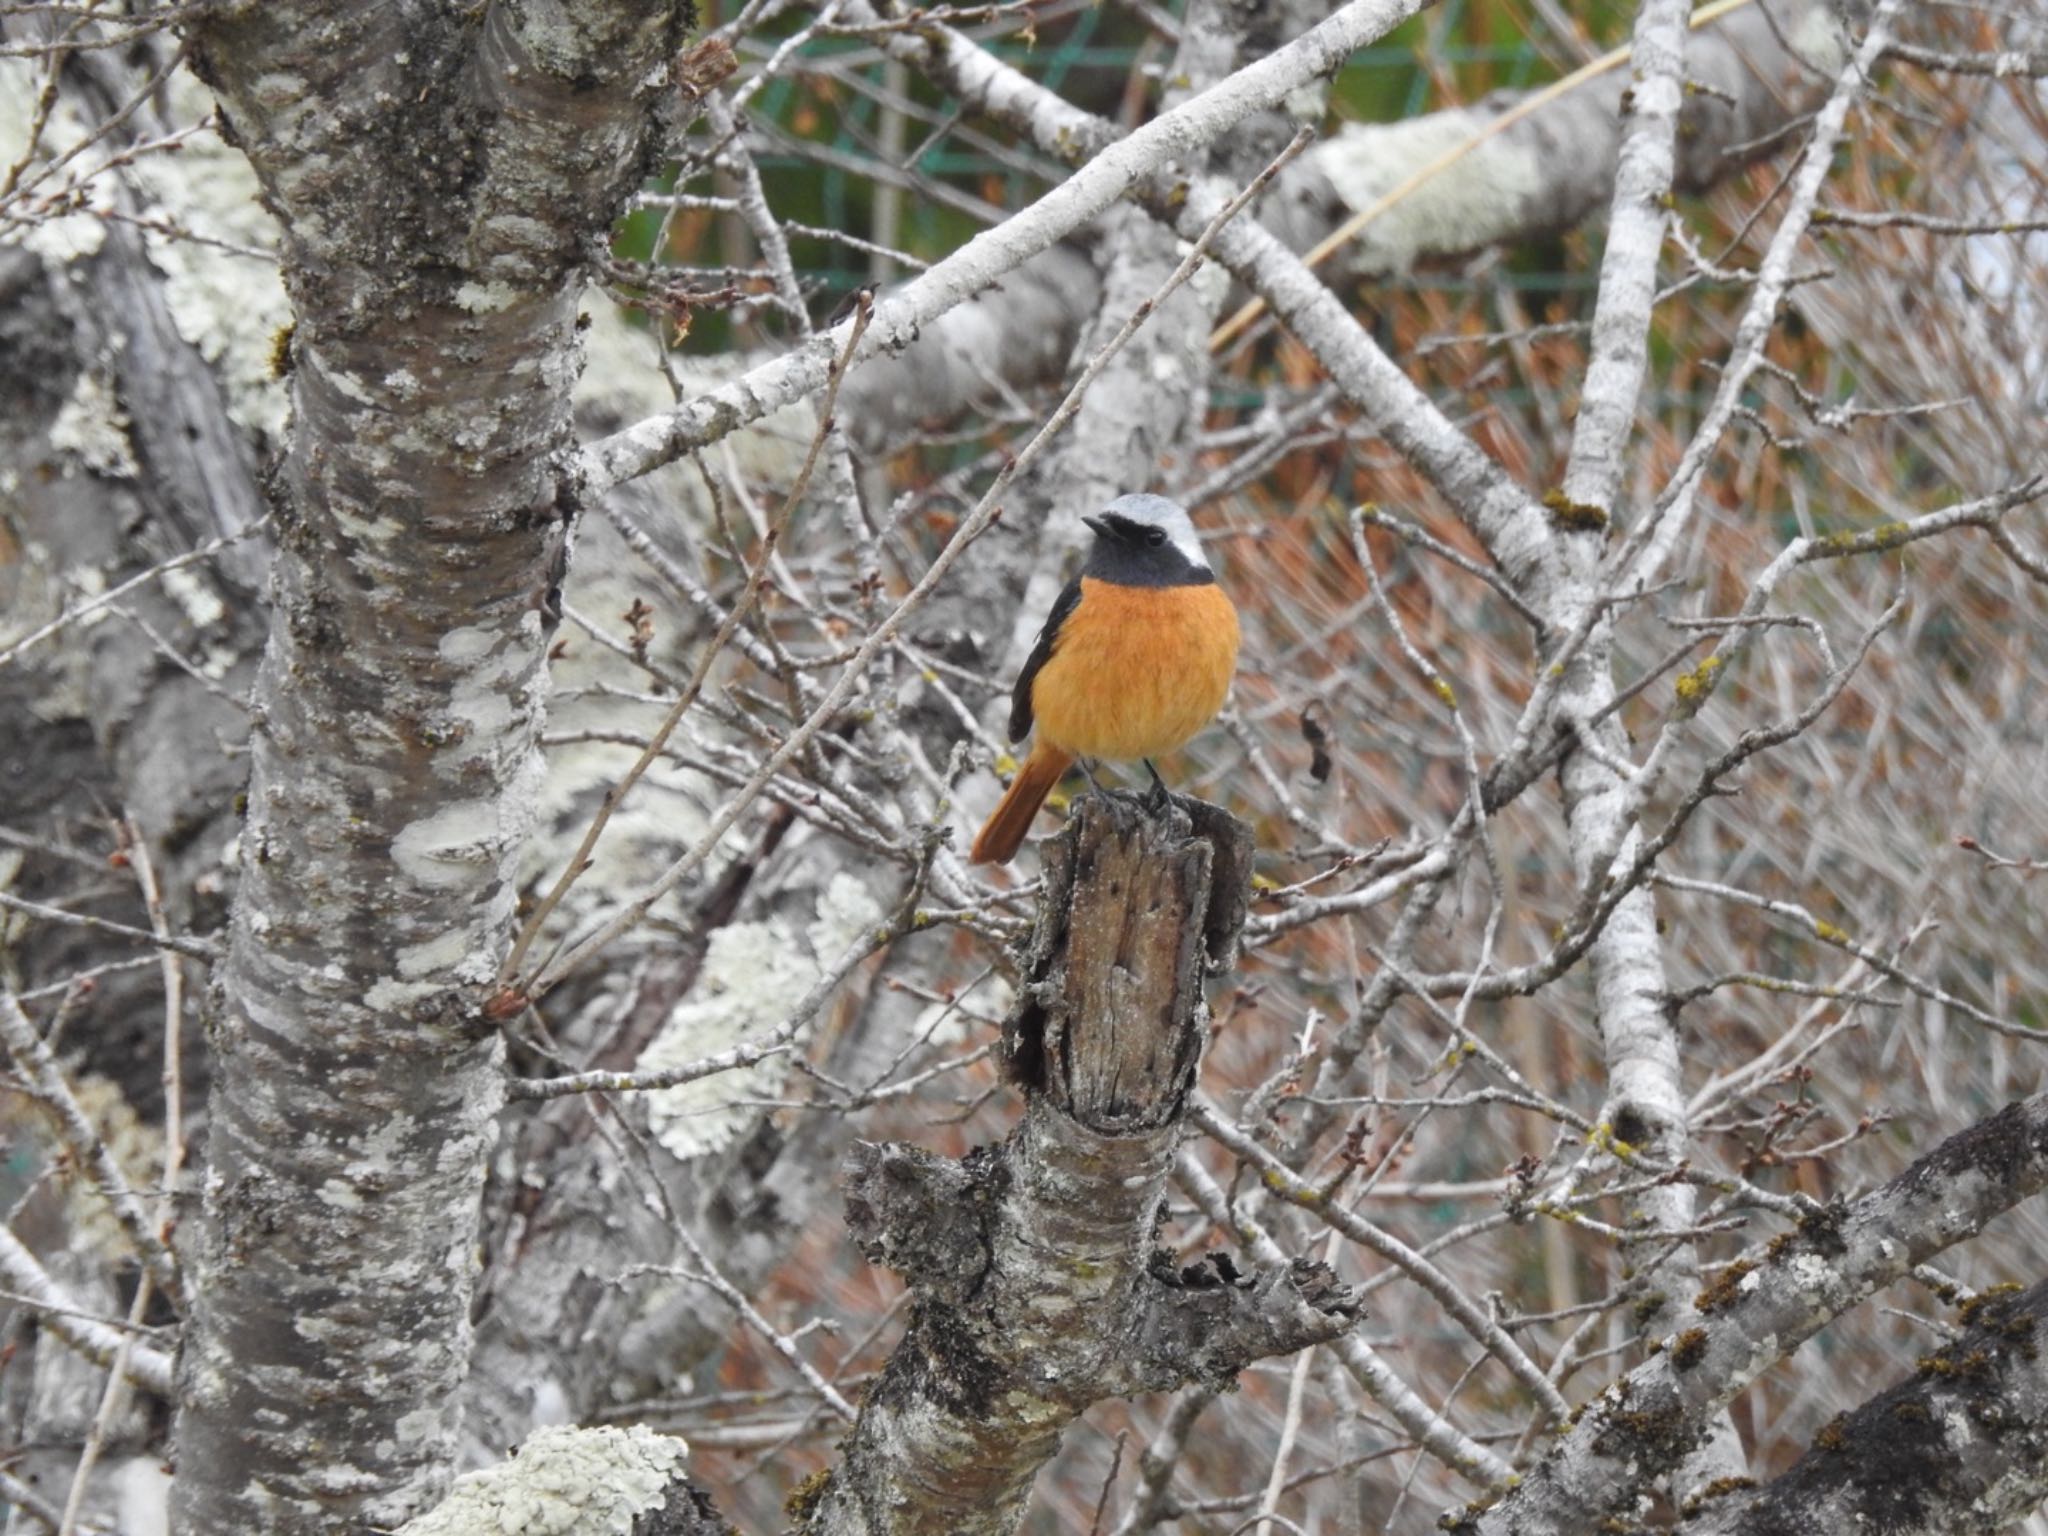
[394,926,478,982]
[396,1424,686,1536]
[162,566,228,632]
[1313,109,1548,276]
[455,280,521,315]
[572,295,677,424]
[364,976,444,1013]
[50,370,140,478]
[1784,4,1851,73]
[640,873,884,1159]
[391,800,513,889]
[444,626,541,745]
[0,58,107,262]
[129,71,292,442]
[441,624,505,665]
[318,1177,366,1210]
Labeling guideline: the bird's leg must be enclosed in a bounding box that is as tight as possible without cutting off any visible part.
[1077,758,1112,797]
[1142,759,1170,813]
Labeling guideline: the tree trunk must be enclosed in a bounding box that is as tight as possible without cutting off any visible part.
[167,5,691,1529]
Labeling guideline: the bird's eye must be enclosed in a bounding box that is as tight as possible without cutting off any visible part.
[1145,528,1167,547]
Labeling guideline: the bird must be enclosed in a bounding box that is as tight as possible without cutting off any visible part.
[969,493,1240,865]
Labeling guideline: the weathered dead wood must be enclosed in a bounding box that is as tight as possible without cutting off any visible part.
[807,793,1356,1536]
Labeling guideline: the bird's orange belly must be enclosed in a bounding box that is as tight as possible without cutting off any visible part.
[1031,578,1240,762]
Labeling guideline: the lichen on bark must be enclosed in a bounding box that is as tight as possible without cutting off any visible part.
[164,3,695,1531]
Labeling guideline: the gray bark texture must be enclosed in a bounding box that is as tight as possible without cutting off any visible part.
[1683,1280,2048,1536]
[163,4,693,1531]
[797,794,1354,1536]
[1461,1092,2048,1536]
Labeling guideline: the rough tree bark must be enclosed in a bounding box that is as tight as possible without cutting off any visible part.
[1684,1280,2048,1536]
[797,795,1356,1536]
[1463,1091,2048,1535]
[165,4,692,1530]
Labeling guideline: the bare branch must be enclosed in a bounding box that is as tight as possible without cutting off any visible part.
[580,0,1433,494]
[0,1226,173,1396]
[1468,1093,2048,1535]
[0,991,181,1305]
[1685,1280,2048,1534]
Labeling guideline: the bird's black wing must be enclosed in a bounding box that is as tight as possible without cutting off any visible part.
[1008,578,1083,743]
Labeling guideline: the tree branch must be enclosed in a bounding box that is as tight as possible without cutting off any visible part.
[578,0,1432,495]
[799,796,1355,1536]
[1685,1279,2048,1535]
[1560,0,1689,514]
[1466,1091,2048,1534]
[0,1226,174,1397]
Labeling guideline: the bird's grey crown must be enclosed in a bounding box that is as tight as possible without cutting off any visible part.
[1100,493,1208,571]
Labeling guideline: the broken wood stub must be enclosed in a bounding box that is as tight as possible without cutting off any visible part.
[1003,792,1255,1130]
[813,795,1354,1536]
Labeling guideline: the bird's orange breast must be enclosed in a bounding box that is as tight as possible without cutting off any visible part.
[1030,578,1240,762]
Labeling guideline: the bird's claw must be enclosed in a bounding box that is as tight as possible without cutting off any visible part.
[1142,759,1171,815]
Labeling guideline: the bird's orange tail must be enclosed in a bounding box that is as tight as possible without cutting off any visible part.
[969,743,1073,864]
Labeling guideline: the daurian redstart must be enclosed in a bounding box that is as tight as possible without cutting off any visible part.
[969,494,1239,865]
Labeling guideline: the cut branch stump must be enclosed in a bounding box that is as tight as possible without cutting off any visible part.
[812,794,1356,1536]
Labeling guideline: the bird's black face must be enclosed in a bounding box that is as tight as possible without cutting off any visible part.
[1081,511,1214,589]
[1082,512,1170,550]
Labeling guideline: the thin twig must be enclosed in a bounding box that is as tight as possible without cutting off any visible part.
[0,891,220,962]
[0,991,182,1305]
[0,517,270,671]
[501,297,876,990]
[0,1226,173,1394]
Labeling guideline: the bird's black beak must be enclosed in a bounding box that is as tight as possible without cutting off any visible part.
[1082,514,1113,541]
